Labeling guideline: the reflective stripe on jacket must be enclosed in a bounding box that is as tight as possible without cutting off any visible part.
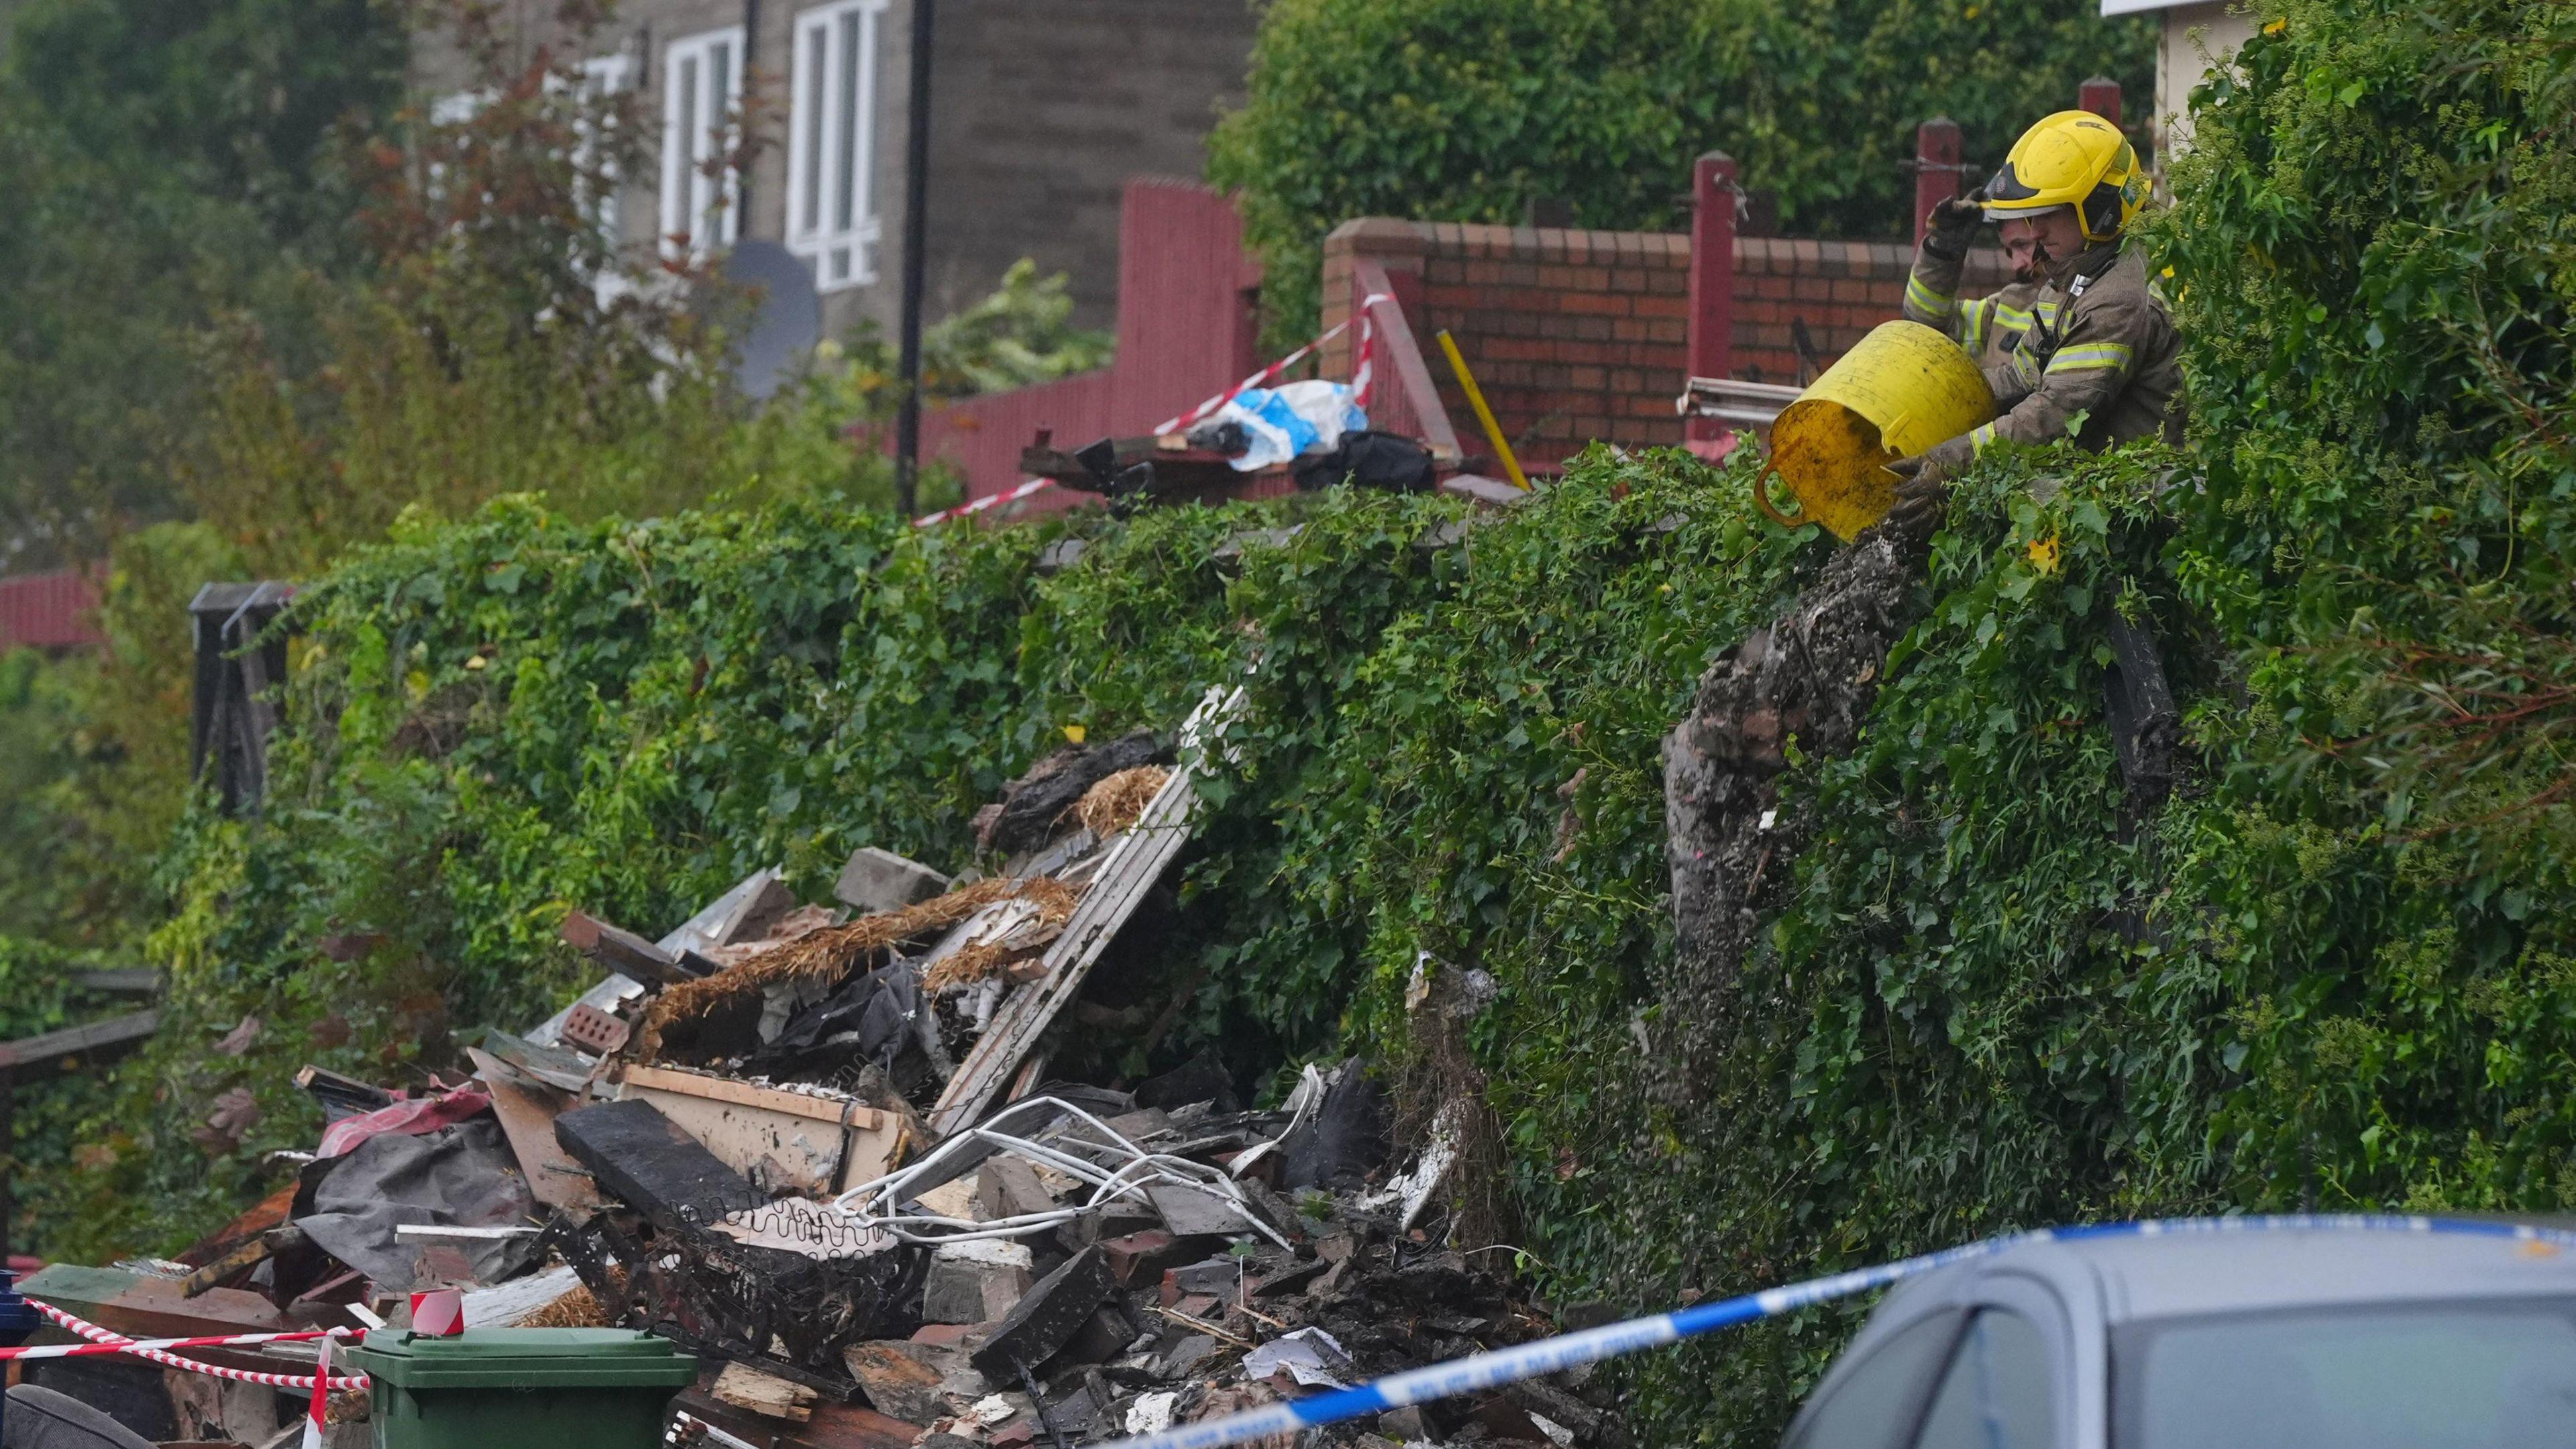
[1902,245,2052,374]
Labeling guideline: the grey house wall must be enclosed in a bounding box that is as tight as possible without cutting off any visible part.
[411,1,1256,341]
[917,0,1255,333]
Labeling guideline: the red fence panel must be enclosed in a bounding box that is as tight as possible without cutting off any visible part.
[0,570,102,652]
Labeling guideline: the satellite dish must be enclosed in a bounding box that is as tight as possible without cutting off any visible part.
[721,240,824,401]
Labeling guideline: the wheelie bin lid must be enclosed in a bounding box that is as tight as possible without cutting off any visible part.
[347,1328,701,1389]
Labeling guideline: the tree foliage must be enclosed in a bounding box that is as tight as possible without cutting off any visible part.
[1208,0,2155,339]
[0,0,399,557]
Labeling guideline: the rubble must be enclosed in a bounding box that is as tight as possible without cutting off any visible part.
[36,690,1619,1449]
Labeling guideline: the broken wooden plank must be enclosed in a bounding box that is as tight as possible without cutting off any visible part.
[294,1064,396,1118]
[928,688,1242,1137]
[553,1097,761,1228]
[475,1029,596,1093]
[17,1264,311,1342]
[0,1010,160,1070]
[466,1046,602,1211]
[69,969,159,994]
[617,1065,896,1197]
[466,1036,600,1206]
[179,1226,305,1299]
[714,1362,819,1422]
[174,1181,298,1270]
[460,1263,589,1328]
[561,910,699,987]
[531,869,787,1049]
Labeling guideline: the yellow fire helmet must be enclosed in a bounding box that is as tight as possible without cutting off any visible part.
[1982,110,2147,243]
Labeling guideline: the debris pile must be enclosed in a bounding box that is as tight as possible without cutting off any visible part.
[24,688,1618,1449]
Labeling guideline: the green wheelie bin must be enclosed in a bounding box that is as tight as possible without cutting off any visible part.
[341,1328,700,1449]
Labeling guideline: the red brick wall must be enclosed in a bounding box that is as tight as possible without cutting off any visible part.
[1321,218,2009,469]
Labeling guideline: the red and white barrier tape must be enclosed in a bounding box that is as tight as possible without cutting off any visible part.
[28,1299,369,1391]
[912,476,1059,529]
[0,1325,345,1363]
[1147,293,1394,437]
[914,292,1397,530]
[1350,291,1391,410]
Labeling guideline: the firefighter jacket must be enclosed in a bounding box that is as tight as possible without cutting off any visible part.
[1902,235,2184,467]
[1902,241,2050,373]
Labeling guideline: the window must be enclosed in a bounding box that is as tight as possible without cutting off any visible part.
[2115,1300,2576,1449]
[1914,1310,2054,1449]
[661,25,745,259]
[1787,1311,1962,1449]
[577,53,633,246]
[785,0,889,290]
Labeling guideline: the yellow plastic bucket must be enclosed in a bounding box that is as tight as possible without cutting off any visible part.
[1752,320,1994,541]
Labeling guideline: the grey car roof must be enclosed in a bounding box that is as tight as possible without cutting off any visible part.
[1881,1223,2576,1326]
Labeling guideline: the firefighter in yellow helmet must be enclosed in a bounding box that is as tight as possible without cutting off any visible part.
[1886,110,2184,529]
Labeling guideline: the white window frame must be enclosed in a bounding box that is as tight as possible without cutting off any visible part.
[660,25,746,260]
[576,54,635,247]
[785,0,890,291]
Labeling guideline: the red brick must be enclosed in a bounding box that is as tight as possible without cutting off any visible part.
[1560,292,1628,317]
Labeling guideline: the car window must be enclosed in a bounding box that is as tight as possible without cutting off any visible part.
[2115,1299,2576,1449]
[1788,1311,1963,1449]
[1913,1309,2055,1449]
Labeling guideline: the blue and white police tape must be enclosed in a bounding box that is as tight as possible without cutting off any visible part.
[1099,1214,2576,1449]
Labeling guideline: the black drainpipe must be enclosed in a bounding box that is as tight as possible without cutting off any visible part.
[894,0,936,517]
